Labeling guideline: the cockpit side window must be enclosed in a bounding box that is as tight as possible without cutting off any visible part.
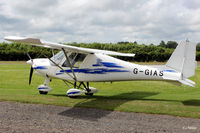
[62,53,77,67]
[50,51,65,65]
[62,53,87,68]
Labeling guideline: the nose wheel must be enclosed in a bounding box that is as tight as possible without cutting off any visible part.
[38,77,52,95]
[39,91,48,95]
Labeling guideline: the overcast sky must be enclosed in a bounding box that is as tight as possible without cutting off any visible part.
[0,0,200,45]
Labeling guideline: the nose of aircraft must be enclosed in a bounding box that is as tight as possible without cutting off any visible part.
[27,59,33,65]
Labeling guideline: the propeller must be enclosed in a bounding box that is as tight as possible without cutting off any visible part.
[29,66,34,85]
[26,52,34,85]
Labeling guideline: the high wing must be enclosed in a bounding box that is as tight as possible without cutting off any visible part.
[4,36,135,57]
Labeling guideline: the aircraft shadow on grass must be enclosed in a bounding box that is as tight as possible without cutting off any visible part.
[182,100,200,106]
[55,91,200,121]
[57,91,159,121]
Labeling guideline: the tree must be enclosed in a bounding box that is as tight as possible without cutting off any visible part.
[196,43,200,51]
[158,40,166,48]
[166,41,178,49]
[117,41,129,44]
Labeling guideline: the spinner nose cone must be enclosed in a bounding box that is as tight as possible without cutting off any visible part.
[27,59,33,65]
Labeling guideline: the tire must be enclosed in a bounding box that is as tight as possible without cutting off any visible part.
[39,91,48,95]
[69,96,77,98]
[85,93,93,96]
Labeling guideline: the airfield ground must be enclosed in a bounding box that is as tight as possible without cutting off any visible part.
[0,101,200,132]
[0,61,200,120]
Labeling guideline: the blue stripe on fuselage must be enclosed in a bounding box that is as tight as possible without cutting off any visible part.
[34,66,47,70]
[163,70,176,72]
[56,68,129,75]
[92,59,123,68]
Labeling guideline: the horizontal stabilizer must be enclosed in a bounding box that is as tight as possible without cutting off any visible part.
[178,79,195,87]
[4,36,135,57]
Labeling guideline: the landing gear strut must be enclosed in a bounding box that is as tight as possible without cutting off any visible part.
[83,82,93,96]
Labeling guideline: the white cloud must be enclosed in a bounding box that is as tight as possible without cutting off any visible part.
[0,0,200,44]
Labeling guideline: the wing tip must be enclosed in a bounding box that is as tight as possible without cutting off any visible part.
[117,53,135,57]
[4,36,42,44]
[4,36,26,41]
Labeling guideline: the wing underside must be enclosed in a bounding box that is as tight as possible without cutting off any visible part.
[4,36,135,57]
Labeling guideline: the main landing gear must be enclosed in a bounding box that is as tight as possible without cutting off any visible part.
[66,81,98,98]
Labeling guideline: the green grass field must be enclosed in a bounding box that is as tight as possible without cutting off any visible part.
[0,61,200,118]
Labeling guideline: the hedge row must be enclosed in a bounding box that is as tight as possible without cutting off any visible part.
[0,42,200,62]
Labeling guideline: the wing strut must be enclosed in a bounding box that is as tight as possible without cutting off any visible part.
[45,56,75,81]
[61,48,77,81]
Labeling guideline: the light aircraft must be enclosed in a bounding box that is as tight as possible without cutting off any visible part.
[4,36,197,98]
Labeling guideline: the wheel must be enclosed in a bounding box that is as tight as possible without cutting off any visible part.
[69,96,78,98]
[85,93,93,96]
[39,91,48,95]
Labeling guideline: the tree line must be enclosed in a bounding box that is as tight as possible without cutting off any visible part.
[0,41,200,62]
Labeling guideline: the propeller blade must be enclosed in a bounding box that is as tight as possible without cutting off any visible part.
[26,52,33,64]
[29,66,33,85]
[26,52,32,60]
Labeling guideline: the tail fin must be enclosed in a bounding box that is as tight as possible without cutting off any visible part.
[166,40,197,86]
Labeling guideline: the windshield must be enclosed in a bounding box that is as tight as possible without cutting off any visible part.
[62,53,87,68]
[50,51,65,65]
[50,51,87,67]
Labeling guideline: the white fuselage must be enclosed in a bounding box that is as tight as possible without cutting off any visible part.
[31,53,181,82]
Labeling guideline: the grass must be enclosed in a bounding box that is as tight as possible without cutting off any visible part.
[0,61,200,118]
